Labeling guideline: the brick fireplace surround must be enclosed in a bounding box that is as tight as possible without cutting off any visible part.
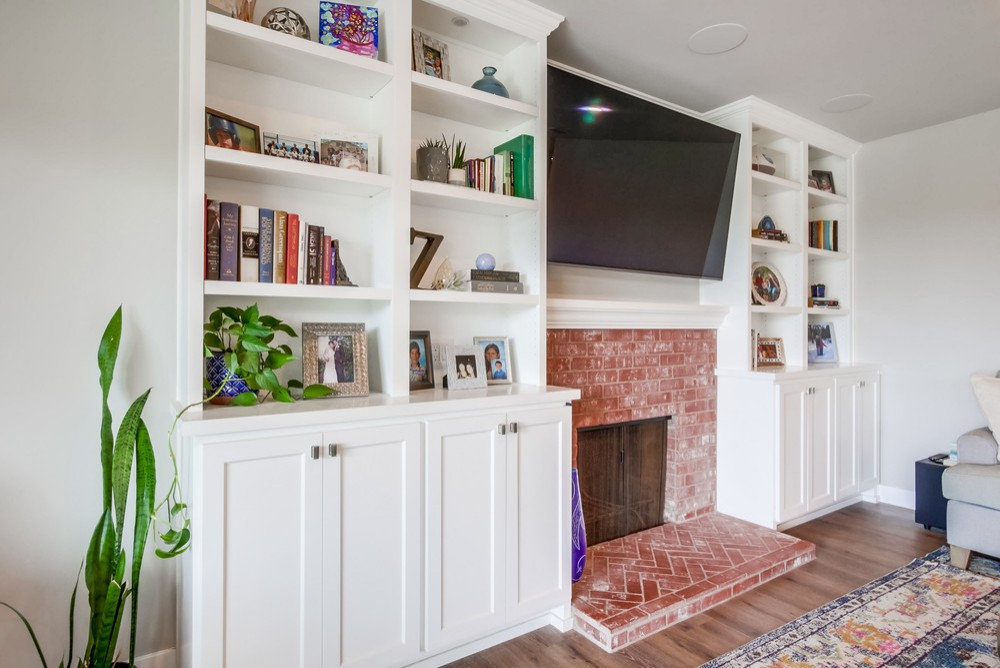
[547,326,815,652]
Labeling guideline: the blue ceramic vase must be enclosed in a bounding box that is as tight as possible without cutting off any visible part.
[205,352,256,404]
[571,467,587,581]
[471,66,509,98]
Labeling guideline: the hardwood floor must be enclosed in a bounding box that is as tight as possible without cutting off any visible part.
[448,502,946,667]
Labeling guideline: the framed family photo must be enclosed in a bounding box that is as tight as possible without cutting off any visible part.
[808,322,839,364]
[473,336,512,385]
[756,336,786,368]
[445,345,486,390]
[408,330,434,391]
[412,30,450,80]
[205,108,260,153]
[319,131,379,173]
[812,169,836,194]
[302,322,369,397]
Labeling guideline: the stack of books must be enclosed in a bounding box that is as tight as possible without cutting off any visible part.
[808,219,839,251]
[810,297,841,309]
[751,228,789,242]
[206,197,345,286]
[470,269,523,294]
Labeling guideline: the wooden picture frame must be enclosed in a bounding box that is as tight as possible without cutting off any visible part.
[445,345,487,390]
[808,321,839,364]
[473,336,512,385]
[205,107,261,153]
[812,169,835,194]
[412,30,450,80]
[756,336,786,368]
[409,330,435,391]
[302,322,369,397]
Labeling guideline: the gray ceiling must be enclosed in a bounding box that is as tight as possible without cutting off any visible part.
[531,0,1000,143]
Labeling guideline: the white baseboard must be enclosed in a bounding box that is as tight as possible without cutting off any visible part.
[876,484,915,511]
[136,648,176,668]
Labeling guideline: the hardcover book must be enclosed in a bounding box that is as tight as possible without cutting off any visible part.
[322,234,332,286]
[470,269,519,282]
[492,134,533,199]
[273,210,287,284]
[205,198,221,280]
[219,201,240,281]
[258,208,274,283]
[319,3,379,58]
[306,224,324,285]
[470,280,524,294]
[239,205,259,282]
[286,213,300,284]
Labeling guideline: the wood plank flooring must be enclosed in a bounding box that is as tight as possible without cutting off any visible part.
[448,502,946,667]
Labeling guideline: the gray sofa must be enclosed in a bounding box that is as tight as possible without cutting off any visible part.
[941,427,1000,568]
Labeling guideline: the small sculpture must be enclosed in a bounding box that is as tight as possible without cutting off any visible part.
[431,259,465,290]
[261,7,310,40]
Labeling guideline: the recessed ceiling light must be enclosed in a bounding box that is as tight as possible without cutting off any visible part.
[820,93,873,113]
[451,16,469,27]
[688,23,748,55]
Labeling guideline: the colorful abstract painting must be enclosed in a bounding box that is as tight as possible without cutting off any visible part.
[319,2,379,59]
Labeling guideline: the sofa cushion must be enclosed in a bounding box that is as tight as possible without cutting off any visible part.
[971,374,1000,463]
[958,427,1000,464]
[942,463,1000,509]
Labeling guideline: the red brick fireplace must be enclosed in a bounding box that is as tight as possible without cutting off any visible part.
[546,327,718,522]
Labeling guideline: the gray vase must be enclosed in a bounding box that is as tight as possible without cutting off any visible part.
[416,147,448,182]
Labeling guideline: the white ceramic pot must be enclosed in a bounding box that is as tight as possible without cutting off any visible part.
[448,167,466,186]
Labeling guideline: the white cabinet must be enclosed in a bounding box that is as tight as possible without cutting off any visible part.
[425,405,571,652]
[717,366,879,530]
[777,377,834,524]
[835,371,880,500]
[189,422,421,668]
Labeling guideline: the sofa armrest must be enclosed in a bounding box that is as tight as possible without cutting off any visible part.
[957,427,1000,464]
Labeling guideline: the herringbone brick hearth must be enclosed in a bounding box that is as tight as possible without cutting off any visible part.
[572,512,815,651]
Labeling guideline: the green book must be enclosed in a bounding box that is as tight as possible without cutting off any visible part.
[492,134,533,199]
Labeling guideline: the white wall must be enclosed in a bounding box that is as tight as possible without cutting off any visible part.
[855,108,1000,495]
[0,1,180,664]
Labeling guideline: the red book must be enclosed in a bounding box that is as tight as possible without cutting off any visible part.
[285,213,300,284]
[322,234,332,286]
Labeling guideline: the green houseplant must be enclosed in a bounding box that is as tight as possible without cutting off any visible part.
[1,307,176,667]
[203,304,333,405]
[446,134,466,186]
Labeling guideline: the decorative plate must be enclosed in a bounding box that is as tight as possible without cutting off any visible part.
[751,262,787,306]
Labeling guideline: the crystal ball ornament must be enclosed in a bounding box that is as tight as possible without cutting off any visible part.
[475,253,496,270]
[261,7,310,40]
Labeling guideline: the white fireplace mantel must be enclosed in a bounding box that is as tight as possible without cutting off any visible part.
[546,298,729,330]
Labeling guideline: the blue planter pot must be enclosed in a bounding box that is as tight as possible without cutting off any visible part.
[571,467,587,582]
[205,353,256,404]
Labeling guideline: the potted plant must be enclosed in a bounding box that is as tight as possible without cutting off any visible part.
[203,304,333,405]
[415,136,448,182]
[447,134,466,186]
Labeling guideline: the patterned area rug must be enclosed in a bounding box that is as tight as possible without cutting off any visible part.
[701,547,1000,667]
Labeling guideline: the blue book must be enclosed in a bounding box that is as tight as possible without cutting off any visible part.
[258,208,274,283]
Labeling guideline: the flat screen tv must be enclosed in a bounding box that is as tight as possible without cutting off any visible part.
[547,65,740,280]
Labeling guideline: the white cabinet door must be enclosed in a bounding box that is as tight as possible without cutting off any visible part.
[858,374,880,491]
[778,381,809,523]
[835,374,861,500]
[505,405,571,622]
[323,423,422,668]
[425,413,507,650]
[200,433,324,668]
[808,378,836,511]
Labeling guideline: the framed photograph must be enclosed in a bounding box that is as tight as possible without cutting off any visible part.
[756,336,786,368]
[409,330,434,391]
[445,345,487,391]
[812,169,835,194]
[319,2,379,59]
[319,132,379,173]
[263,132,318,163]
[808,322,839,364]
[473,336,512,385]
[412,30,450,80]
[302,322,369,397]
[750,261,787,306]
[205,108,260,153]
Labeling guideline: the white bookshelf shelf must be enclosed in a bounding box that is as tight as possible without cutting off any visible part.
[410,179,536,215]
[205,281,393,301]
[411,73,538,131]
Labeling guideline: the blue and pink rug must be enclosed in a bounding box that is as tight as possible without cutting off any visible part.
[701,547,1000,667]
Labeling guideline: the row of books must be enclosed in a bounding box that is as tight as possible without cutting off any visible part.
[751,228,789,242]
[809,297,841,309]
[469,269,524,294]
[462,135,534,199]
[205,198,342,286]
[809,219,839,251]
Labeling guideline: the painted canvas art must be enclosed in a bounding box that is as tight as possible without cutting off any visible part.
[319,3,379,59]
